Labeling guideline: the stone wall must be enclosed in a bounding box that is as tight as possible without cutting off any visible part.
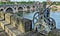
[10,15,32,33]
[0,12,5,20]
[5,13,13,24]
[0,12,33,36]
[10,15,17,27]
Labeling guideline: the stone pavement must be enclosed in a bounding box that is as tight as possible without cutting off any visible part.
[48,29,60,36]
[23,31,46,36]
[0,27,9,36]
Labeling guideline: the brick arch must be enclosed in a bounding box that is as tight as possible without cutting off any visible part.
[5,7,15,13]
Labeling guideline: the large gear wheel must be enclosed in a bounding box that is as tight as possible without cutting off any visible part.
[32,12,56,33]
[33,12,51,33]
[47,17,56,30]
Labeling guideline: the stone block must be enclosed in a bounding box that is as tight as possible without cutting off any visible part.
[0,12,1,17]
[17,18,25,33]
[12,30,21,36]
[11,15,18,27]
[5,26,12,36]
[8,29,13,36]
[0,21,9,30]
[5,24,21,36]
[11,16,25,33]
[17,18,32,33]
[0,18,4,26]
[5,25,15,33]
[0,12,5,20]
[5,13,13,24]
[5,26,9,34]
[0,17,4,21]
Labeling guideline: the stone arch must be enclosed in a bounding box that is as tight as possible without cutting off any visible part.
[0,7,4,12]
[18,7,23,12]
[5,7,15,13]
[27,6,30,9]
[27,6,30,12]
[32,6,35,12]
[33,6,35,8]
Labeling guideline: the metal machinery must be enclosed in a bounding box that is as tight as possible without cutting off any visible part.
[33,2,56,33]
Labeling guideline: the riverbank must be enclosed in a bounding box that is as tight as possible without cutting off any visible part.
[51,5,60,12]
[50,11,60,12]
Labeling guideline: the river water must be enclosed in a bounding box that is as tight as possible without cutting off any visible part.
[50,11,60,29]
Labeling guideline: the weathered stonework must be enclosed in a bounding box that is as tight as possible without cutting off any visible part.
[0,12,5,20]
[0,21,9,30]
[17,17,25,33]
[5,25,22,36]
[10,15,32,34]
[17,17,32,33]
[5,13,13,24]
[5,25,15,36]
[12,29,21,36]
[0,12,33,36]
[10,15,18,27]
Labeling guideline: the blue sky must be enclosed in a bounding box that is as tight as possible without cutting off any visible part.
[11,0,60,2]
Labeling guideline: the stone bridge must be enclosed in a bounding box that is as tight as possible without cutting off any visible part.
[0,3,41,13]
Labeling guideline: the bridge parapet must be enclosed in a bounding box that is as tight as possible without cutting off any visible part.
[0,3,41,13]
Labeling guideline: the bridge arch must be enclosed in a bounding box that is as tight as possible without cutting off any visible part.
[32,6,36,12]
[26,6,30,12]
[27,6,30,9]
[5,7,15,13]
[0,7,4,12]
[18,7,23,12]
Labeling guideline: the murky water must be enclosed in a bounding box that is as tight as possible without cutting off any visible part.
[50,12,60,29]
